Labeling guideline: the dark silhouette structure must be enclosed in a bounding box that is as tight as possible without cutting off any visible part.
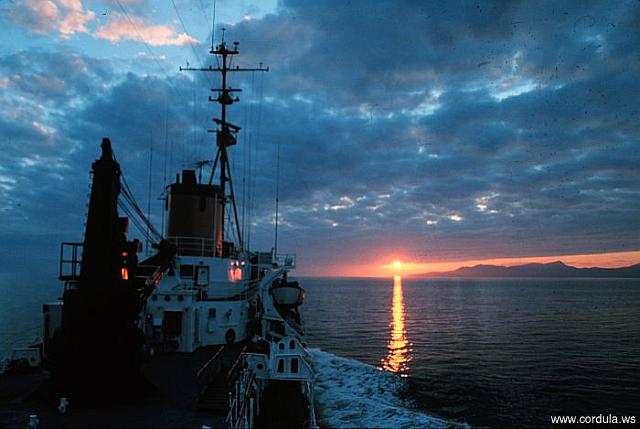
[48,138,145,401]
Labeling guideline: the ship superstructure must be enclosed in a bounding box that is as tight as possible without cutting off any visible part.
[1,35,316,429]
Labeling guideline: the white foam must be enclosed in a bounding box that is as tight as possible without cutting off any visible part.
[308,349,461,428]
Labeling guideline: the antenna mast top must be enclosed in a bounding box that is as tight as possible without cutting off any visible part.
[180,33,268,254]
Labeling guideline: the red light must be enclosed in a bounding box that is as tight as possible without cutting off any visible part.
[151,272,163,287]
[121,267,129,280]
[228,268,243,282]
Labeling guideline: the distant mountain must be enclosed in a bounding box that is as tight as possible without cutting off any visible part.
[418,261,640,278]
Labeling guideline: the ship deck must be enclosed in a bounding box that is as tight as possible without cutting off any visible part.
[0,345,238,429]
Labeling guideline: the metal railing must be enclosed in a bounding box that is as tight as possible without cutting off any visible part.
[167,236,216,257]
[196,346,225,397]
[226,352,257,429]
[303,380,319,429]
[196,345,248,405]
[272,253,296,269]
[202,282,258,301]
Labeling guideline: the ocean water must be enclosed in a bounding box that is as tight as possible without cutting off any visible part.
[0,276,60,364]
[301,277,640,428]
[2,277,639,428]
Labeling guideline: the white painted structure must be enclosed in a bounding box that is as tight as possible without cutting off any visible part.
[141,250,257,353]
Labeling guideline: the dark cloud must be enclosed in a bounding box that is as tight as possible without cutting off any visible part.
[0,0,639,277]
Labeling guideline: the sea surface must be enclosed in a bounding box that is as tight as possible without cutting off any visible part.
[2,277,639,428]
[300,277,640,428]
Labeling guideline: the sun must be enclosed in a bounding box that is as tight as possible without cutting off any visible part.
[392,260,402,270]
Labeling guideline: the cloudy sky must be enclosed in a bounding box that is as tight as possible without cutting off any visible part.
[0,0,638,278]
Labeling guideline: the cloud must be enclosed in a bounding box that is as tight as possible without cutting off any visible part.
[101,0,146,3]
[94,12,199,46]
[1,0,639,277]
[218,0,640,270]
[8,0,196,47]
[0,50,114,103]
[10,0,60,35]
[9,0,94,38]
[58,0,95,36]
[0,50,118,245]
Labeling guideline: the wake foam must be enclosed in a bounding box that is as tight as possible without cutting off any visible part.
[308,349,460,428]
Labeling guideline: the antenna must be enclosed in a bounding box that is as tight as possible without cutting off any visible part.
[180,36,268,254]
[274,141,280,258]
[146,129,153,256]
[192,159,213,183]
[210,0,217,51]
[161,109,168,235]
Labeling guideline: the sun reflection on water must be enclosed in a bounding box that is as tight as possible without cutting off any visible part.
[380,275,412,377]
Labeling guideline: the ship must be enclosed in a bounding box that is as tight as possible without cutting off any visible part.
[0,35,317,429]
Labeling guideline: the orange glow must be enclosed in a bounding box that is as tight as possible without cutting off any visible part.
[380,275,411,376]
[228,268,243,282]
[321,250,640,278]
[121,267,128,280]
[392,260,402,270]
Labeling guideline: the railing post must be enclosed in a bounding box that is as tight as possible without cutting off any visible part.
[235,379,239,422]
[255,381,260,416]
[249,397,254,429]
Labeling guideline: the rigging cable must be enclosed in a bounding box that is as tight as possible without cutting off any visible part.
[114,0,165,74]
[169,0,218,169]
[211,0,217,52]
[161,107,168,234]
[193,71,197,163]
[146,130,153,255]
[118,201,154,243]
[274,140,281,256]
[248,72,265,251]
[241,71,255,246]
[114,1,223,248]
[170,0,209,74]
[117,165,161,244]
[119,169,163,241]
[114,0,183,99]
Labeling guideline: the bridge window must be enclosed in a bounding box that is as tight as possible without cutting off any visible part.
[291,358,299,373]
[277,359,284,373]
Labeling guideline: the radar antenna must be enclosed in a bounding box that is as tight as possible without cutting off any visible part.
[180,31,268,253]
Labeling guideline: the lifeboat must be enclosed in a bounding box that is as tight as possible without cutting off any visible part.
[270,278,305,307]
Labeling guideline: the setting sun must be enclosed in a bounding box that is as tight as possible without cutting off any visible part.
[392,260,402,270]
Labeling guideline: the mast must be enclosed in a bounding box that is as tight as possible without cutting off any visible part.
[180,30,268,254]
